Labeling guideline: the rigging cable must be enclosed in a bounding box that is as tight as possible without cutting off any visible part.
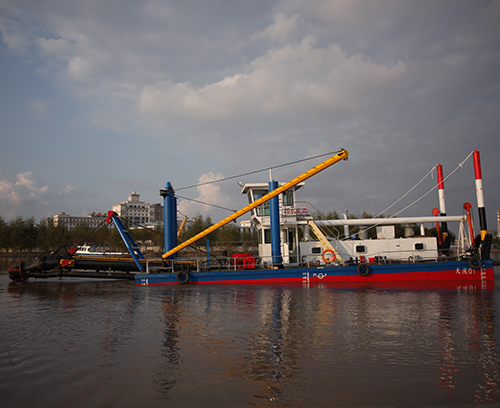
[175,149,344,191]
[350,151,475,239]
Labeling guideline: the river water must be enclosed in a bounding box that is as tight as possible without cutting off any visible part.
[1,259,500,408]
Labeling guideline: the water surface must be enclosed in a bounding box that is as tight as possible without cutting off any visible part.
[1,260,499,407]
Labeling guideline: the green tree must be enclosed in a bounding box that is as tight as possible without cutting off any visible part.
[217,224,241,249]
[68,223,94,246]
[37,218,69,252]
[8,216,37,252]
[0,215,7,250]
[184,214,216,249]
[241,228,258,249]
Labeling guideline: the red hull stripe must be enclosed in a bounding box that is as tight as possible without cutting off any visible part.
[135,260,494,286]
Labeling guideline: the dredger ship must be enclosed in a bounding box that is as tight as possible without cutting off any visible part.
[8,149,495,286]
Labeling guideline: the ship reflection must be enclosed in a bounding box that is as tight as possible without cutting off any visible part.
[154,280,498,406]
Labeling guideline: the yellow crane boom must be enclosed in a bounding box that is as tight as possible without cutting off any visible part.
[163,148,349,259]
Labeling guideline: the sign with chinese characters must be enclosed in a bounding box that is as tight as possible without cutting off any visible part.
[283,208,309,216]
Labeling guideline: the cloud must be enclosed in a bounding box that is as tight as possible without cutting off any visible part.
[1,0,499,230]
[249,13,300,44]
[28,99,51,119]
[0,170,81,220]
[138,36,409,125]
[178,172,232,217]
[0,13,31,54]
[58,185,77,195]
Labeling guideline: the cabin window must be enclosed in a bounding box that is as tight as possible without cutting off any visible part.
[356,245,367,253]
[415,243,425,251]
[264,229,271,244]
[312,247,322,254]
[282,190,294,206]
[282,229,288,244]
[252,189,270,216]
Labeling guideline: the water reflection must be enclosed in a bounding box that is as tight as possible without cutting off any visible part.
[155,288,183,397]
[152,281,499,406]
[2,272,499,407]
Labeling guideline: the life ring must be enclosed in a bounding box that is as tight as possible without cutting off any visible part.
[357,263,370,276]
[468,257,482,270]
[321,249,336,263]
[176,270,190,285]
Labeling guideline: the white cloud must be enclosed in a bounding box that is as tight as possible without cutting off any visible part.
[178,172,232,217]
[0,170,81,220]
[250,13,300,44]
[0,14,31,53]
[1,0,499,229]
[58,185,77,195]
[139,36,409,125]
[28,99,51,119]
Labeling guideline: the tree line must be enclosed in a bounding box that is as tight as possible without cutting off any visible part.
[0,214,258,254]
[3,211,495,255]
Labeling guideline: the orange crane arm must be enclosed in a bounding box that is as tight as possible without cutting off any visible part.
[163,148,349,259]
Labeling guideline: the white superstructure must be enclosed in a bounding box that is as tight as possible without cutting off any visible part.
[241,181,469,267]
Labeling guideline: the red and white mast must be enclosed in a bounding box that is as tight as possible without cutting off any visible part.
[473,150,487,241]
[436,164,448,239]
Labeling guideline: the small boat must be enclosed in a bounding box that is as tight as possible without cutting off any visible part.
[75,244,125,256]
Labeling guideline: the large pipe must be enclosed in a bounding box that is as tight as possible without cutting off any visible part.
[269,180,283,266]
[162,149,349,259]
[160,182,178,258]
[473,150,487,240]
[313,215,465,226]
[436,164,448,238]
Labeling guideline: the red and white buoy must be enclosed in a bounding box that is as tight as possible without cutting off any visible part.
[473,150,487,241]
[436,164,448,239]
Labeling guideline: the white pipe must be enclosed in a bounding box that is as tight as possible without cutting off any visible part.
[314,215,465,227]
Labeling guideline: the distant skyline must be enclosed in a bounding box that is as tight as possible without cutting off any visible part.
[1,0,499,234]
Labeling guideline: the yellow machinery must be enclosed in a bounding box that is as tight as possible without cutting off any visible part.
[163,149,349,259]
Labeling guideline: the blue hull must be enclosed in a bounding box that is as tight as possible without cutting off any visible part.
[135,259,494,286]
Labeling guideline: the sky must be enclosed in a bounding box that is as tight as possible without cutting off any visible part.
[1,0,499,235]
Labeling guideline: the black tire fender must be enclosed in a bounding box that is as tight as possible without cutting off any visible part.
[357,263,370,276]
[176,270,190,284]
[468,257,482,270]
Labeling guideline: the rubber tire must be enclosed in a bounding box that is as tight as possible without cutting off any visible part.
[176,270,190,284]
[357,263,370,276]
[468,257,482,270]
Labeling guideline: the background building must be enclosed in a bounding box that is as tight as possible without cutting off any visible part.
[53,212,107,230]
[112,191,163,226]
[53,191,164,230]
[150,203,164,224]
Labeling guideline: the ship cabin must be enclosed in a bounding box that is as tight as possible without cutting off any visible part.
[242,181,446,267]
[241,182,306,266]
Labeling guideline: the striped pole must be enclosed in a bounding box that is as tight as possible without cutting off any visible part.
[436,164,448,239]
[473,150,487,241]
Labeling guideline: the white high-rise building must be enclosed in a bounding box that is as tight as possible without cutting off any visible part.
[112,191,150,225]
